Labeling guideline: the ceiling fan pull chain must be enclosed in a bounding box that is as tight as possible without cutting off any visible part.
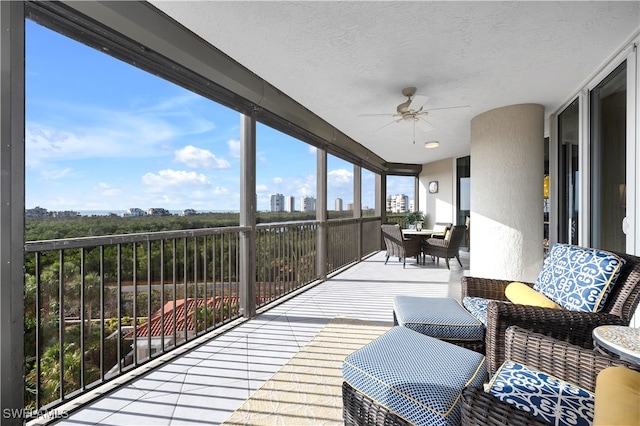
[413,122,416,144]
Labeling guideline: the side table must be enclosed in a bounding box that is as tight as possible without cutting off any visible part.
[592,325,640,364]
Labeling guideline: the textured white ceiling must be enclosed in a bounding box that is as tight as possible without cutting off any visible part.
[150,1,639,166]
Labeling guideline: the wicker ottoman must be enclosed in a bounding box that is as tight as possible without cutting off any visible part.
[393,296,485,352]
[342,326,487,426]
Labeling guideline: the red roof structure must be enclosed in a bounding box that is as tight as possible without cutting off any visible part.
[124,296,239,339]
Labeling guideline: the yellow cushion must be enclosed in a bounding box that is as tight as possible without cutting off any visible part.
[505,282,561,309]
[594,366,640,426]
[432,224,447,234]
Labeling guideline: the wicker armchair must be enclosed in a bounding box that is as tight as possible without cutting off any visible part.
[460,326,640,426]
[381,224,422,268]
[462,250,640,375]
[430,221,452,239]
[422,224,466,269]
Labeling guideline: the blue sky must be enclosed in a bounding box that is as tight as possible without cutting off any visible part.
[25,20,413,213]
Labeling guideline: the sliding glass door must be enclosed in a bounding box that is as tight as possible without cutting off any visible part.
[558,99,580,245]
[590,61,627,252]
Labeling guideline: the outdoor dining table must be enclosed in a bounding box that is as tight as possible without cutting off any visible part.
[402,229,446,264]
[401,229,445,238]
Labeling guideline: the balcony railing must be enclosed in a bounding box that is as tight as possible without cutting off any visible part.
[23,217,382,417]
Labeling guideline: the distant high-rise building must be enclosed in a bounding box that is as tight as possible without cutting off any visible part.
[300,196,316,212]
[386,194,409,213]
[335,198,343,211]
[285,195,295,212]
[409,200,415,212]
[270,193,285,212]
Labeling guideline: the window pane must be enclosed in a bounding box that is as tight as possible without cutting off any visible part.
[386,175,414,213]
[327,154,354,219]
[26,20,241,237]
[362,168,377,217]
[256,123,316,222]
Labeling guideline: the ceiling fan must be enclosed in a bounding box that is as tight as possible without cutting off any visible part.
[360,87,468,142]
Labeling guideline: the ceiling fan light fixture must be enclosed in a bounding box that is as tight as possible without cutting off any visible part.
[424,141,440,149]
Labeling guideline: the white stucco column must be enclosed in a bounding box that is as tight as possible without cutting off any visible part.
[470,104,544,282]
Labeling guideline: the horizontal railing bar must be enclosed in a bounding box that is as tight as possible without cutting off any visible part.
[25,226,250,252]
[255,220,319,229]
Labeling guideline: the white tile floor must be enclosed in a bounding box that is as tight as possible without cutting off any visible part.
[53,250,469,425]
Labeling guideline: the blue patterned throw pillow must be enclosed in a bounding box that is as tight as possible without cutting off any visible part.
[533,243,625,312]
[486,361,594,426]
[462,296,489,326]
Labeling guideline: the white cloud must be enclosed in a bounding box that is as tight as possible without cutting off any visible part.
[142,169,211,193]
[213,186,230,195]
[174,145,230,169]
[228,139,241,158]
[95,182,121,197]
[40,167,73,180]
[25,93,218,167]
[328,168,353,186]
[308,146,317,155]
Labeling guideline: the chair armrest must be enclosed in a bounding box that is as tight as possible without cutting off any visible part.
[425,238,448,248]
[484,302,627,375]
[461,386,548,426]
[461,276,529,301]
[504,326,638,392]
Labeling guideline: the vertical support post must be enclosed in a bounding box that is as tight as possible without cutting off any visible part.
[0,2,25,424]
[316,148,327,280]
[414,175,419,212]
[354,165,362,260]
[377,173,386,249]
[239,113,256,318]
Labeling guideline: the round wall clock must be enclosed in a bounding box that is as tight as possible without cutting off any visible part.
[428,181,439,194]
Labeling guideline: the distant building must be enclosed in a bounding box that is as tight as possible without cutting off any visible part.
[52,210,80,218]
[347,203,354,211]
[25,207,80,219]
[300,196,316,212]
[122,208,146,217]
[409,200,415,212]
[181,209,197,216]
[147,208,171,216]
[25,206,49,219]
[270,193,285,212]
[284,195,295,212]
[335,198,343,211]
[387,194,409,213]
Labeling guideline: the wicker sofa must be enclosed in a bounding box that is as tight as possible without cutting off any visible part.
[463,248,640,375]
[460,326,640,426]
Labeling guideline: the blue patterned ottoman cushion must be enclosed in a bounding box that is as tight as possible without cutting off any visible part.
[486,360,594,426]
[462,296,490,326]
[343,326,487,426]
[394,296,485,340]
[534,243,625,312]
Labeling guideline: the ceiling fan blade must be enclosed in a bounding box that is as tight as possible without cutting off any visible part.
[415,116,434,132]
[358,113,394,117]
[422,104,470,113]
[408,95,429,111]
[375,118,401,131]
